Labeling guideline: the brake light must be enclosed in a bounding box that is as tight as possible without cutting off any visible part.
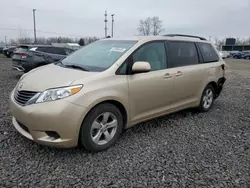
[21,53,29,58]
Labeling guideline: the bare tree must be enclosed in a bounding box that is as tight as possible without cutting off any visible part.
[8,36,100,46]
[36,37,46,44]
[138,17,152,36]
[213,37,225,47]
[240,38,249,45]
[138,17,164,36]
[10,39,17,45]
[151,16,164,35]
[17,37,33,44]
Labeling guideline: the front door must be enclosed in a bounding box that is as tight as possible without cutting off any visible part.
[127,41,175,124]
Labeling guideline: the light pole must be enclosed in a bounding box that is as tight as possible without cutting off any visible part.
[111,14,114,37]
[104,10,108,38]
[5,36,7,47]
[33,9,37,43]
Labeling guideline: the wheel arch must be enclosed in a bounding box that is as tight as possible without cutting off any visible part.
[207,81,217,90]
[77,99,128,146]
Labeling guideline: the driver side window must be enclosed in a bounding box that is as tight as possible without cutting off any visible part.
[132,42,167,71]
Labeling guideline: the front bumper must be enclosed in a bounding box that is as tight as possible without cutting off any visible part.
[10,90,88,148]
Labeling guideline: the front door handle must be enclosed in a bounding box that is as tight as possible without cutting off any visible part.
[175,71,183,77]
[164,73,172,79]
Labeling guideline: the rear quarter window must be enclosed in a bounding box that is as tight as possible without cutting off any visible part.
[36,47,47,52]
[198,43,219,63]
[50,47,66,55]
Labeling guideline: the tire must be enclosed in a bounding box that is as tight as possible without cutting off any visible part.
[198,85,215,112]
[79,103,123,152]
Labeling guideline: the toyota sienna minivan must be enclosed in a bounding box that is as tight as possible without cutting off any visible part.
[10,34,226,152]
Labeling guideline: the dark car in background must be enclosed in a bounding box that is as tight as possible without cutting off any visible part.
[3,46,17,58]
[232,51,245,59]
[0,46,5,54]
[12,45,74,72]
[242,52,250,59]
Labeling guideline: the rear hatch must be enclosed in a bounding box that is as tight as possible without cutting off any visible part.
[12,46,33,61]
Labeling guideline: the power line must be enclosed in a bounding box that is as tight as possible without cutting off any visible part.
[0,27,84,38]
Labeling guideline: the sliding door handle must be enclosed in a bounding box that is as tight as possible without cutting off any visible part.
[175,71,183,77]
[164,73,172,79]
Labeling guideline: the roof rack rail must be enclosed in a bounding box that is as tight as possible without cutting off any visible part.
[163,34,207,41]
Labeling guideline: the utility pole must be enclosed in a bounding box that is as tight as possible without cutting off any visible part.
[111,14,114,37]
[4,36,7,47]
[33,9,37,43]
[104,10,108,38]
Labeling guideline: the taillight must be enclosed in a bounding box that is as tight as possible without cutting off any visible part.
[21,53,29,58]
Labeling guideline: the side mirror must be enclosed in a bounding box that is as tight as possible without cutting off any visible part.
[132,61,151,73]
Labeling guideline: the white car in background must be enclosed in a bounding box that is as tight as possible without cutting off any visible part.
[219,51,229,59]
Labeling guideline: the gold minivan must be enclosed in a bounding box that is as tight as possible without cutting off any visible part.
[10,35,226,152]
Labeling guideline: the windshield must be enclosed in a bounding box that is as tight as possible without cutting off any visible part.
[61,40,137,72]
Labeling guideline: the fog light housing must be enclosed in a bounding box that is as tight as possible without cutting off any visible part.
[45,131,60,139]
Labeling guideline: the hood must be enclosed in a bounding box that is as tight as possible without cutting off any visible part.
[17,64,97,92]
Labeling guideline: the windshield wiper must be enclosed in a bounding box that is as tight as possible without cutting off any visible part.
[64,64,89,71]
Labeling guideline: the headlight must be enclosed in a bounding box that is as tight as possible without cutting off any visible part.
[35,85,82,103]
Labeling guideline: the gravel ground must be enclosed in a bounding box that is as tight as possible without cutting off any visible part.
[0,55,250,188]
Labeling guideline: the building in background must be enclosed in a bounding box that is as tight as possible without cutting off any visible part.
[222,38,250,52]
[225,38,236,46]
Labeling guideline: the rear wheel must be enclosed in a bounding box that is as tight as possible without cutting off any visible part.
[198,85,215,112]
[79,103,123,152]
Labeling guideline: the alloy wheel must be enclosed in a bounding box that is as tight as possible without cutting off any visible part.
[91,112,118,145]
[202,88,213,109]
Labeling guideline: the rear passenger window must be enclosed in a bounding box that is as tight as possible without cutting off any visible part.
[51,47,66,55]
[45,47,66,55]
[198,43,219,63]
[36,47,47,52]
[167,41,199,68]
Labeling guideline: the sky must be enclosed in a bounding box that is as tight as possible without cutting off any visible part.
[0,0,249,43]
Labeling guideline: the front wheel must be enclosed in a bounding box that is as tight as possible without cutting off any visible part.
[79,103,123,152]
[198,85,215,112]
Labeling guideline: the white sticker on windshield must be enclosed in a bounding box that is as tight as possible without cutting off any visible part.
[109,47,126,53]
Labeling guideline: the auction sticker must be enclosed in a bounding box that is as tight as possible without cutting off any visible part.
[110,47,126,53]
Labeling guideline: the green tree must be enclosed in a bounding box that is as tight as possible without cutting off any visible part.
[78,38,85,46]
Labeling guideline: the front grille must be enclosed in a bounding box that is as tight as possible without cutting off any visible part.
[14,90,38,106]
